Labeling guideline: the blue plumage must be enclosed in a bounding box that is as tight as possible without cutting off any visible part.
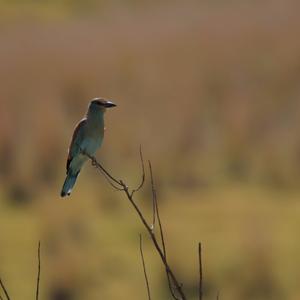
[61,98,116,197]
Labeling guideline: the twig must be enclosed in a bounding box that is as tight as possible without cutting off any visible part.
[131,145,146,197]
[92,159,124,191]
[86,153,187,300]
[0,278,10,300]
[0,243,42,300]
[82,150,124,191]
[139,234,151,300]
[122,183,185,300]
[148,161,156,230]
[36,241,41,300]
[198,243,203,300]
[149,161,180,300]
[96,167,124,191]
[149,162,166,257]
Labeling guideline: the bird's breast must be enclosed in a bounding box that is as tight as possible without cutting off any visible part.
[81,136,103,156]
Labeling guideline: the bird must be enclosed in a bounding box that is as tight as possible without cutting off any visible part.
[61,98,116,197]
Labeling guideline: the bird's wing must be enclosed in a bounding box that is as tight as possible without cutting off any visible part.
[66,118,87,173]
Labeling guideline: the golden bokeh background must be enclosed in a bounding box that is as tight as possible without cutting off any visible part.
[0,1,300,299]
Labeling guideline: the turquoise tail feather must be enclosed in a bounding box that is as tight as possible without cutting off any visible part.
[61,172,79,197]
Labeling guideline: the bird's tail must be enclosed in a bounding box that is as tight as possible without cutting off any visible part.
[61,172,79,197]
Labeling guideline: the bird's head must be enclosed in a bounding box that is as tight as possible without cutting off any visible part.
[88,98,117,114]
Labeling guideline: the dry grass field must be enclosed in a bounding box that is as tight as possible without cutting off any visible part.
[0,1,300,299]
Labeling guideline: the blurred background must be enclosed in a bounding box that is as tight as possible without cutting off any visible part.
[0,0,300,299]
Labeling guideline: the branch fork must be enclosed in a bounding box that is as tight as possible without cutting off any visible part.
[84,147,194,300]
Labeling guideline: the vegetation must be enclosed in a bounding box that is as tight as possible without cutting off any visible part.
[0,1,300,299]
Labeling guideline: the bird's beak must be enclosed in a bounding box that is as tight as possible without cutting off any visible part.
[104,101,117,108]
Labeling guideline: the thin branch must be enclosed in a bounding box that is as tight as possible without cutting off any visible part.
[131,145,146,197]
[91,159,124,191]
[198,243,203,300]
[36,241,41,300]
[139,234,151,300]
[85,152,187,300]
[149,162,166,256]
[216,291,220,300]
[89,154,122,186]
[121,183,186,300]
[149,161,180,300]
[95,166,124,191]
[148,161,156,230]
[82,150,124,190]
[0,278,10,300]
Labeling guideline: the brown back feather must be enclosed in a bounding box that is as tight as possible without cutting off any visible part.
[66,118,87,173]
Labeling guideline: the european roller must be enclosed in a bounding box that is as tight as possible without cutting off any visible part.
[61,98,116,197]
